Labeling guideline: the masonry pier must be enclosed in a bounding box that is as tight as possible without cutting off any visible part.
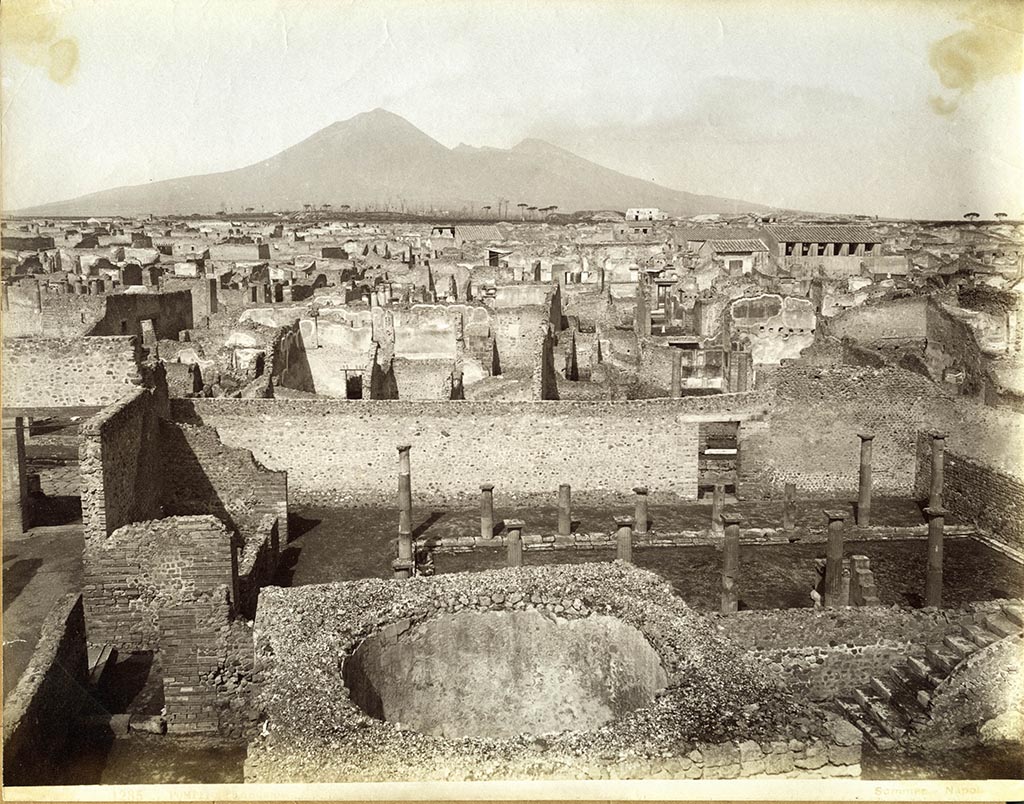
[615,515,634,563]
[633,486,649,536]
[857,434,873,527]
[393,445,414,579]
[506,518,524,567]
[557,484,572,536]
[824,510,847,607]
[480,483,495,540]
[721,512,742,614]
[925,505,947,608]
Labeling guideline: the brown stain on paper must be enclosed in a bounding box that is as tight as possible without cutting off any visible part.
[1,0,79,84]
[928,0,1024,114]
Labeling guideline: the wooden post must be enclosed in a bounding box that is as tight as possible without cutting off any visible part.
[633,486,649,535]
[924,506,947,608]
[824,510,846,607]
[506,519,524,568]
[557,484,572,536]
[393,445,414,579]
[857,434,874,527]
[615,515,634,563]
[721,512,742,614]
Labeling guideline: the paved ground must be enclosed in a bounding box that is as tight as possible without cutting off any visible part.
[282,501,1019,611]
[3,524,85,699]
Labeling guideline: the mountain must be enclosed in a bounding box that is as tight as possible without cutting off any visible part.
[12,109,773,217]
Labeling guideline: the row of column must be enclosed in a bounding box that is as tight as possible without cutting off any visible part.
[393,434,951,610]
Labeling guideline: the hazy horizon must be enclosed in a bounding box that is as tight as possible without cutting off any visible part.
[2,0,1021,219]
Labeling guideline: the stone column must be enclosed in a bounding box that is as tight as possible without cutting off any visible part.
[670,349,683,398]
[480,483,495,540]
[33,279,42,312]
[857,434,874,527]
[782,482,796,533]
[632,486,649,535]
[206,277,218,315]
[557,484,572,536]
[924,506,947,608]
[1,283,9,311]
[506,519,524,568]
[2,417,30,535]
[614,515,634,563]
[393,445,414,579]
[824,510,847,607]
[929,433,946,509]
[711,482,725,535]
[721,512,742,614]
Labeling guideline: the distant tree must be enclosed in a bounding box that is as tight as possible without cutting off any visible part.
[303,204,312,212]
[964,212,980,220]
[340,205,351,212]
[517,203,528,220]
[245,206,255,213]
[482,205,492,218]
[322,204,332,210]
[994,212,1007,220]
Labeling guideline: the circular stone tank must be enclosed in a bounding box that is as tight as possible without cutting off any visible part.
[343,609,668,739]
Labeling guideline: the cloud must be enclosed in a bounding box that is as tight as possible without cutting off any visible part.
[1,0,79,85]
[928,0,1023,114]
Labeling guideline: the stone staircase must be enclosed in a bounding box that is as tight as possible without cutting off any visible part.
[834,602,1024,750]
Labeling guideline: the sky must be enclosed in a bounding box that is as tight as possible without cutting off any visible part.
[1,0,1022,218]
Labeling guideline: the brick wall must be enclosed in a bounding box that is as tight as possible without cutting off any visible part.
[915,434,1024,554]
[738,366,954,498]
[2,595,89,786]
[1,335,144,407]
[171,394,769,506]
[924,301,987,396]
[86,290,194,340]
[80,388,163,544]
[159,418,288,559]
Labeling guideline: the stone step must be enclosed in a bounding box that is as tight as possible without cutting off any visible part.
[961,623,999,649]
[853,688,908,741]
[1001,603,1024,628]
[943,634,979,659]
[889,665,932,701]
[887,685,930,727]
[869,675,894,701]
[985,613,1020,639]
[906,655,942,687]
[835,697,898,751]
[925,644,961,675]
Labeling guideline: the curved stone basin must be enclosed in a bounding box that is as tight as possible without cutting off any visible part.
[343,609,667,739]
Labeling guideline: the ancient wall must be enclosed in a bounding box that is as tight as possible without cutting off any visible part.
[80,388,163,543]
[915,435,1024,554]
[171,394,770,505]
[712,601,1008,700]
[3,286,106,338]
[826,298,928,342]
[1,336,144,408]
[2,595,89,786]
[490,306,551,373]
[392,358,460,400]
[924,301,987,395]
[159,419,288,544]
[83,515,235,650]
[730,294,816,365]
[85,290,194,339]
[270,321,315,393]
[739,366,953,498]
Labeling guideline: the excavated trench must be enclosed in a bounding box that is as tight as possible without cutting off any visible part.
[343,609,668,739]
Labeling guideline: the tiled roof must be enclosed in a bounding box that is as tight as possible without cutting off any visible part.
[454,225,503,242]
[708,239,768,252]
[763,225,881,244]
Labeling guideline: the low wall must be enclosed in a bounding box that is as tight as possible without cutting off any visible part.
[171,394,769,505]
[2,595,89,786]
[712,601,1010,700]
[1,335,144,408]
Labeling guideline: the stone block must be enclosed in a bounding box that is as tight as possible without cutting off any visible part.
[699,741,740,768]
[828,742,862,766]
[826,715,863,747]
[765,750,795,775]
